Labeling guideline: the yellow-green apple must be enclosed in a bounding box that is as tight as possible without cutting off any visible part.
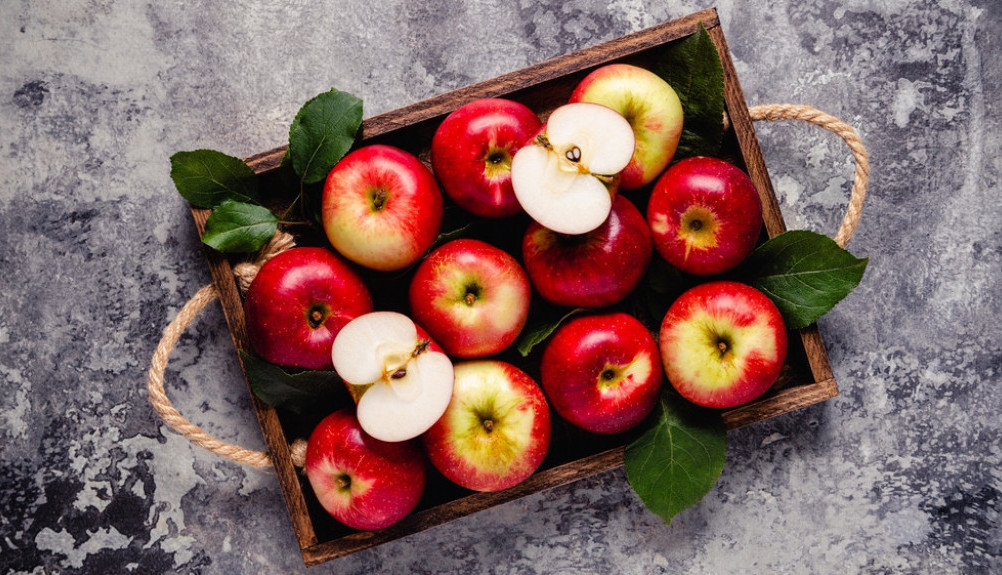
[408,238,531,358]
[568,63,683,190]
[431,98,542,218]
[522,194,651,308]
[647,156,763,276]
[659,281,787,408]
[330,311,454,442]
[322,144,443,271]
[243,246,373,370]
[305,408,426,531]
[540,312,662,434]
[422,360,550,492]
[511,102,635,235]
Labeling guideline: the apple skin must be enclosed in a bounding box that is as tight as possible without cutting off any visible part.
[322,144,443,272]
[647,156,763,276]
[568,63,683,190]
[431,98,542,218]
[243,246,373,370]
[522,194,652,308]
[422,360,551,492]
[658,281,788,409]
[305,408,427,531]
[408,238,531,358]
[540,312,662,434]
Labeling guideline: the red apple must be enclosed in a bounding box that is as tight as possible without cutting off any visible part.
[422,360,550,492]
[243,246,373,370]
[647,156,763,276]
[322,144,443,271]
[408,238,531,358]
[569,63,684,190]
[522,194,652,308]
[540,312,662,434]
[305,408,426,531]
[431,98,542,218]
[659,281,787,408]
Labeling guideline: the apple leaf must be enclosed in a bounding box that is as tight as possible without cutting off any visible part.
[743,230,869,329]
[288,88,364,185]
[654,22,724,159]
[624,389,727,523]
[170,149,261,209]
[201,200,278,253]
[515,308,586,357]
[240,350,345,414]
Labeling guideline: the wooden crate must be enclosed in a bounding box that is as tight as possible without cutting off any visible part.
[188,7,838,566]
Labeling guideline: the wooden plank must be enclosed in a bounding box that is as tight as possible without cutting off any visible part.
[189,207,319,551]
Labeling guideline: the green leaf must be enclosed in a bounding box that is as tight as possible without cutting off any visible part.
[624,389,727,523]
[288,88,364,184]
[515,308,586,357]
[654,22,725,159]
[202,200,278,253]
[744,230,868,329]
[239,351,344,414]
[170,149,260,208]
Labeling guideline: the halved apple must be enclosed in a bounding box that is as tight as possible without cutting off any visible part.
[510,102,636,235]
[331,311,454,442]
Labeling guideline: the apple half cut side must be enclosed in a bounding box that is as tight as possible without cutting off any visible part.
[331,311,455,442]
[511,102,636,235]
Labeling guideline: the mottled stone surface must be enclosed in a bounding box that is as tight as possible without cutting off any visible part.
[1,1,1000,573]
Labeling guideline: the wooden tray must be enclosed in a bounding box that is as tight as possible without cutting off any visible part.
[189,7,837,567]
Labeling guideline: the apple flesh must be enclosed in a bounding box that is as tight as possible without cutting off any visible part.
[659,281,787,409]
[243,246,373,371]
[422,360,551,492]
[431,98,542,218]
[331,311,455,443]
[541,312,662,434]
[522,194,652,308]
[569,63,684,190]
[511,102,636,235]
[322,144,443,271]
[408,238,531,358]
[647,156,763,276]
[305,408,427,531]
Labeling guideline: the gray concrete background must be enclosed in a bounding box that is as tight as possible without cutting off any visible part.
[2,1,1000,573]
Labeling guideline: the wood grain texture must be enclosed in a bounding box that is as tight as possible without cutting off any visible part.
[190,7,841,565]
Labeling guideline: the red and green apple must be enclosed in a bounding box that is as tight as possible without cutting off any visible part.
[659,281,787,408]
[322,144,443,272]
[422,360,551,492]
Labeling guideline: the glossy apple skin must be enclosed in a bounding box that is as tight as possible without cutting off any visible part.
[569,63,683,190]
[408,238,531,358]
[322,144,443,271]
[305,409,427,531]
[522,194,651,308]
[659,281,787,409]
[422,360,551,492]
[647,156,763,276]
[244,247,373,370]
[541,312,662,434]
[431,98,542,218]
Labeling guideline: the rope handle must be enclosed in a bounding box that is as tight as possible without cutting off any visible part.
[148,104,869,468]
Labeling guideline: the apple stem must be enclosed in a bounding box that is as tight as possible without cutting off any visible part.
[690,219,703,231]
[336,474,351,491]
[370,188,388,211]
[482,419,494,433]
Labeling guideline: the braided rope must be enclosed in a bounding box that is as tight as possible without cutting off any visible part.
[146,232,306,468]
[747,104,869,247]
[149,106,869,468]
